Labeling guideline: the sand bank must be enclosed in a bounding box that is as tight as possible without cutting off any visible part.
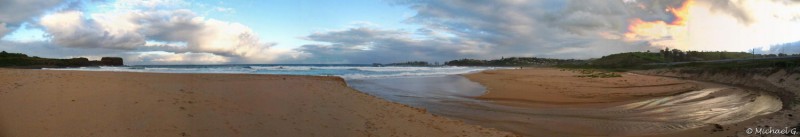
[635,68,800,137]
[464,68,782,136]
[0,69,515,137]
[465,68,700,105]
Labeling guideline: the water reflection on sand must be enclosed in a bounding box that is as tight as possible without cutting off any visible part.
[347,76,782,136]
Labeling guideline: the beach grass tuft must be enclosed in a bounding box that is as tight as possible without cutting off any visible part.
[562,69,623,78]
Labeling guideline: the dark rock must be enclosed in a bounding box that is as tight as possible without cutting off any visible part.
[100,57,124,66]
[68,57,91,66]
[711,124,724,132]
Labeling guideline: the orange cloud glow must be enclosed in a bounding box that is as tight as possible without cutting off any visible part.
[624,0,693,49]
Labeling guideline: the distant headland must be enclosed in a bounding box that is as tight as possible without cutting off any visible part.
[0,51,123,69]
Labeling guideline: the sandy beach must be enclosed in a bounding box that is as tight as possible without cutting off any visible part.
[464,68,783,136]
[465,68,701,105]
[0,69,515,137]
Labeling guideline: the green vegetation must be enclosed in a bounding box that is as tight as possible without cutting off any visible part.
[443,48,792,69]
[577,72,622,78]
[668,58,800,71]
[441,48,798,72]
[0,51,123,68]
[559,48,800,70]
[588,52,664,68]
[445,57,584,66]
[562,69,622,78]
[659,48,755,62]
[587,48,765,68]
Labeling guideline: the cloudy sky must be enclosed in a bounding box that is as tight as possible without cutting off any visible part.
[1,0,799,65]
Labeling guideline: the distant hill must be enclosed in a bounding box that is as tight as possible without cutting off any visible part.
[0,51,123,68]
[589,52,664,68]
[445,57,584,66]
[443,48,799,70]
[386,61,431,66]
[588,48,797,69]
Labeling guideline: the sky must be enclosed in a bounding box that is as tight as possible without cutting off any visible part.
[1,0,800,65]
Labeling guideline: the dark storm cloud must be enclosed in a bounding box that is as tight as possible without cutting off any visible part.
[296,27,490,63]
[707,0,755,24]
[398,0,672,56]
[297,0,676,63]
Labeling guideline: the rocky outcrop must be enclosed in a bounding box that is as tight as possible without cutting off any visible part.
[100,57,124,66]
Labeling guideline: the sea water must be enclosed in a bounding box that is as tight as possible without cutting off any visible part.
[45,64,497,79]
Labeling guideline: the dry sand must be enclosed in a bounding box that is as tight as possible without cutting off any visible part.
[0,69,516,137]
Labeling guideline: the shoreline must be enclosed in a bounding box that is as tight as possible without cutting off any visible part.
[0,69,516,136]
[463,67,785,136]
[4,67,790,136]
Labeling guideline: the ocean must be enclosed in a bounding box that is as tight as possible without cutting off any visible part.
[45,64,499,79]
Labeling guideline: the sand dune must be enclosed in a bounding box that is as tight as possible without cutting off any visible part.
[0,69,515,137]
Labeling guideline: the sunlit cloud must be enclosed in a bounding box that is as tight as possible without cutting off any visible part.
[624,0,693,49]
[624,0,800,52]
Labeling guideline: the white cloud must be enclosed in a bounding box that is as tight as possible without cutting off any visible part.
[214,7,235,13]
[40,10,146,49]
[130,51,229,64]
[756,41,800,54]
[0,0,65,37]
[111,0,188,9]
[35,0,298,64]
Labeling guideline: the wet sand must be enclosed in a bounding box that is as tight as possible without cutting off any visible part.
[466,68,701,105]
[464,68,782,136]
[0,69,516,137]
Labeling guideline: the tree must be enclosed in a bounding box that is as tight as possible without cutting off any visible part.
[660,48,670,60]
[669,49,681,61]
